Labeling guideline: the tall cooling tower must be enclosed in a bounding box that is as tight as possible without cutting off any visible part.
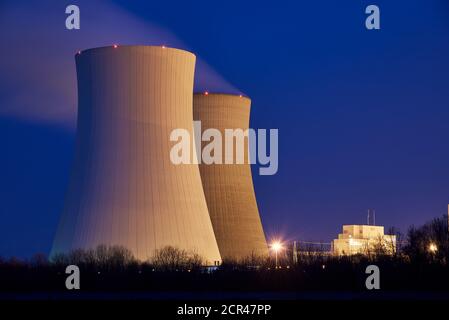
[193,93,268,261]
[52,46,221,264]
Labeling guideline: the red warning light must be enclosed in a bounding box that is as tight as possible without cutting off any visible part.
[204,91,209,96]
[113,44,118,49]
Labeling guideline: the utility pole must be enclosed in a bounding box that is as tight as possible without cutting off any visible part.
[293,241,298,265]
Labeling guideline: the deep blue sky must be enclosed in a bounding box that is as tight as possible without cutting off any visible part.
[1,0,449,257]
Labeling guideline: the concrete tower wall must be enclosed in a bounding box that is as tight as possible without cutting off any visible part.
[52,46,221,264]
[193,93,268,261]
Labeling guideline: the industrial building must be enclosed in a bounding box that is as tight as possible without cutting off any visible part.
[51,46,221,264]
[193,93,268,261]
[332,225,396,256]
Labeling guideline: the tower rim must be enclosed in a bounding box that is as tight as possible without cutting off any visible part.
[193,92,251,103]
[76,45,196,58]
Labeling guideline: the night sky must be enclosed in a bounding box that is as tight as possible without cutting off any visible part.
[1,0,449,257]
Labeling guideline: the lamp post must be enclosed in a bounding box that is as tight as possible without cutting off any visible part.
[271,241,283,269]
[428,242,438,254]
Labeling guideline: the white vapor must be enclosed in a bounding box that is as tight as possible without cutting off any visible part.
[0,0,238,129]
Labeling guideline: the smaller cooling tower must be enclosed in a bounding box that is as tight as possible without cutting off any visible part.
[193,93,268,261]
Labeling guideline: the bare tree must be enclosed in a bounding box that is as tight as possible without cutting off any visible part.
[387,226,403,256]
[30,253,48,267]
[152,246,204,271]
[403,215,449,263]
[50,245,136,268]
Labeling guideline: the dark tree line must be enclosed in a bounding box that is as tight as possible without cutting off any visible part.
[0,216,448,292]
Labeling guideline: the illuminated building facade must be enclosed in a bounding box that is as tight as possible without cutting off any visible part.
[332,225,396,256]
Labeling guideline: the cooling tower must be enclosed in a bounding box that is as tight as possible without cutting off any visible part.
[52,46,221,264]
[193,93,268,261]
